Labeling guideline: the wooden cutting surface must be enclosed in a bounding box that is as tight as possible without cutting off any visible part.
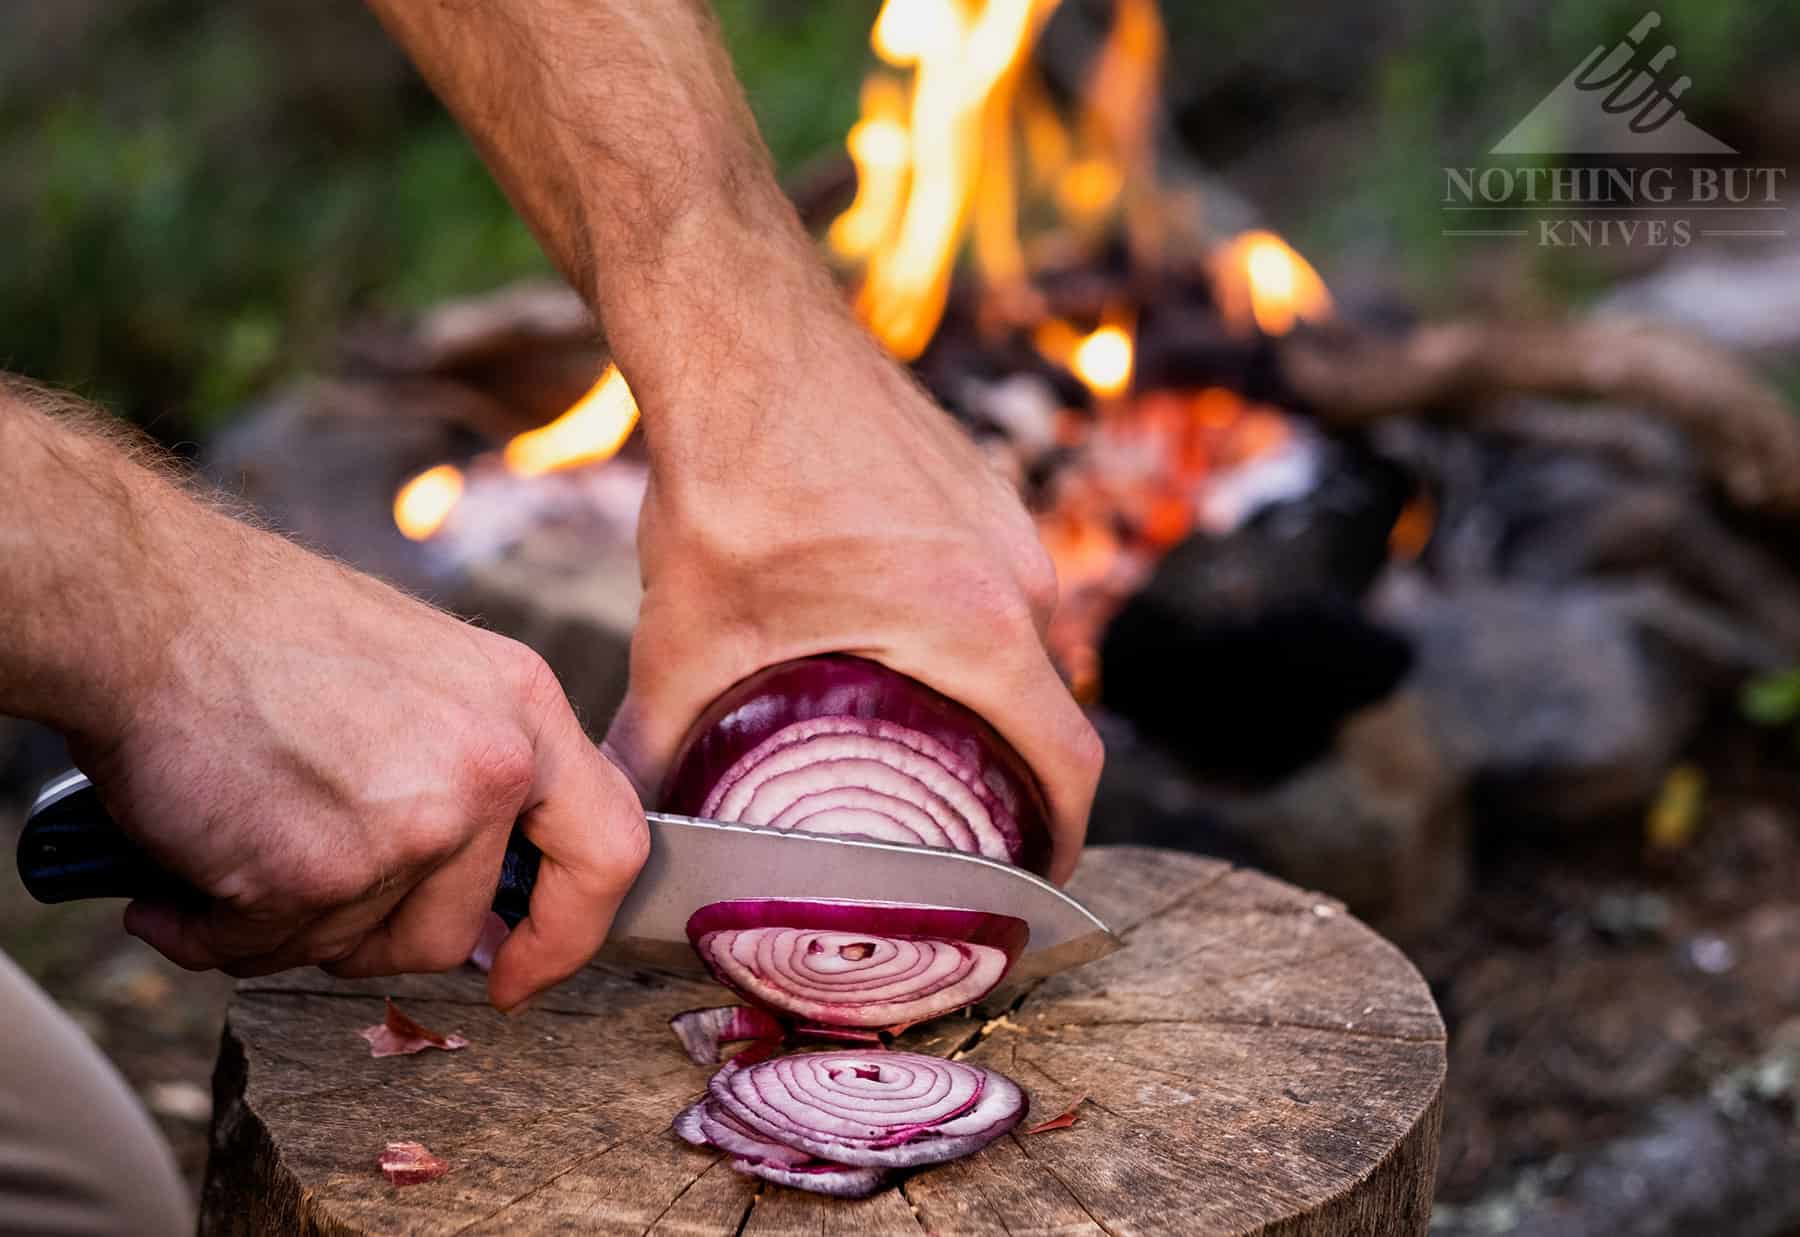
[200,846,1445,1236]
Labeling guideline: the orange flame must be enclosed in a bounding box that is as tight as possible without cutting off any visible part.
[502,364,640,478]
[832,0,1165,360]
[393,365,640,541]
[827,77,912,261]
[1213,230,1334,336]
[844,0,1058,361]
[1061,0,1162,229]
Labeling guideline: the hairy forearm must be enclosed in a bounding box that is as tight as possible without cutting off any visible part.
[0,383,233,740]
[364,0,878,467]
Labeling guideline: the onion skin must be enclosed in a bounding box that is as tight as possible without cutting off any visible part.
[662,655,1051,874]
[686,900,1028,1030]
[668,1005,786,1066]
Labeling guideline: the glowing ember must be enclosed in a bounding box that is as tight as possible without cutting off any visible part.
[1388,491,1437,562]
[1033,318,1134,400]
[393,364,639,541]
[1034,385,1315,686]
[1072,325,1133,398]
[395,464,465,543]
[1213,230,1334,337]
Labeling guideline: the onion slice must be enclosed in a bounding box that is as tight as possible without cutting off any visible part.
[662,656,1050,873]
[673,1051,1026,1196]
[706,1051,1026,1169]
[686,900,1027,1030]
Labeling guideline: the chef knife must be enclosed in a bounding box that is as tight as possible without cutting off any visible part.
[17,769,1119,982]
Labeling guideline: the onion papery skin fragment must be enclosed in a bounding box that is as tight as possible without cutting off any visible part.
[668,1005,787,1066]
[672,1051,1027,1197]
[661,655,1051,873]
[686,899,1028,1029]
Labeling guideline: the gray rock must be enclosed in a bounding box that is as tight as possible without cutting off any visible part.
[1596,250,1800,355]
[1371,574,1770,825]
[1089,691,1470,940]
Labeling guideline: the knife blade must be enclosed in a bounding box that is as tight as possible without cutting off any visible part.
[18,769,1119,982]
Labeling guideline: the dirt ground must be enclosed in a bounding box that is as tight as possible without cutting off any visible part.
[4,718,1800,1218]
[1416,720,1800,1206]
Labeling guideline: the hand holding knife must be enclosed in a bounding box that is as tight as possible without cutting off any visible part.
[19,657,1118,987]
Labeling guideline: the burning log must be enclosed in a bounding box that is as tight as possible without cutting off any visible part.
[1278,317,1800,517]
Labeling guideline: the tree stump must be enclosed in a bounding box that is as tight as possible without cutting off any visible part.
[200,847,1445,1235]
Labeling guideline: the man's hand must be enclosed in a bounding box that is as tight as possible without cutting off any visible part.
[1,386,646,1011]
[606,318,1102,881]
[366,0,1105,877]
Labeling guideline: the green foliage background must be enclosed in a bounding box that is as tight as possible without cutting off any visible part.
[2,0,1794,440]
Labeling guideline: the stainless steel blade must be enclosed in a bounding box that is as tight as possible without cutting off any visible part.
[597,811,1120,982]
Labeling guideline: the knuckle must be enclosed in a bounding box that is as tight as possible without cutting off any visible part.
[612,813,652,884]
[952,558,1041,639]
[453,727,536,820]
[1014,538,1060,618]
[1069,715,1106,781]
[503,643,565,711]
[288,865,371,911]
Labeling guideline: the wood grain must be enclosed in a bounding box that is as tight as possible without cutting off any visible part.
[199,847,1445,1236]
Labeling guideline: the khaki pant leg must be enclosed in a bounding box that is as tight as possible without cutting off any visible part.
[0,950,190,1236]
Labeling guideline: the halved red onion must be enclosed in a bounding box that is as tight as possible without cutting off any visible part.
[703,1051,1026,1170]
[687,900,1027,1030]
[669,1005,786,1066]
[662,656,1050,873]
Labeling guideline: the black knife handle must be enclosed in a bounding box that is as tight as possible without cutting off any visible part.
[17,771,542,927]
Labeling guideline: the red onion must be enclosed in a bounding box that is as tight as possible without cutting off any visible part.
[668,1005,786,1066]
[687,899,1027,1030]
[664,658,1041,1198]
[662,656,1050,873]
[673,1051,1026,1196]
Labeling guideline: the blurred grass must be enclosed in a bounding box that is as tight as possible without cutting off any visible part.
[1,0,1794,439]
[0,0,872,440]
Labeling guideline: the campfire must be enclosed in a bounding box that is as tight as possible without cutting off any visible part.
[387,0,1344,708]
[187,0,1790,957]
[48,2,1800,1228]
